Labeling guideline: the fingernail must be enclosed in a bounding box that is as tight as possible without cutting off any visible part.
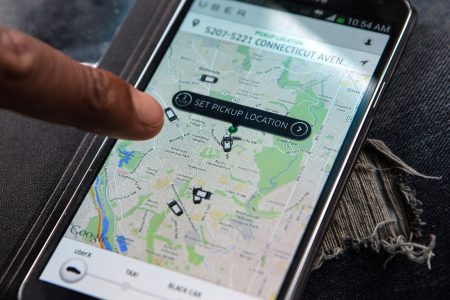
[132,88,164,130]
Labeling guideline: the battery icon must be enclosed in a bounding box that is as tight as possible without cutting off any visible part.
[336,17,346,24]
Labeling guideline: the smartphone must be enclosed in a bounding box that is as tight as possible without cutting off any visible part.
[19,0,416,299]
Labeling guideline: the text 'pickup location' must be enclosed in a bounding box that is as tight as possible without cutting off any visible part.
[172,91,311,140]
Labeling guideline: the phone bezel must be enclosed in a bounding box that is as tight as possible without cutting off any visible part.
[18,0,415,299]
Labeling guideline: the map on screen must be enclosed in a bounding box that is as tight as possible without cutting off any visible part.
[64,18,372,299]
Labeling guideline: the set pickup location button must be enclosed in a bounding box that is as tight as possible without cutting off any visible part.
[172,91,311,140]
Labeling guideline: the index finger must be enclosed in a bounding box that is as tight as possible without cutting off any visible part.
[0,27,164,140]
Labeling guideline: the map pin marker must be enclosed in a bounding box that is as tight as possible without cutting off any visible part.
[192,19,200,27]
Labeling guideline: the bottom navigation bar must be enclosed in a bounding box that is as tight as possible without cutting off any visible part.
[40,238,260,300]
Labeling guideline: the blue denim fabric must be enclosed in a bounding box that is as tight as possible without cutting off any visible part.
[305,0,450,298]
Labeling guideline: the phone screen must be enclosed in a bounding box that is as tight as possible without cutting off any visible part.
[40,1,391,299]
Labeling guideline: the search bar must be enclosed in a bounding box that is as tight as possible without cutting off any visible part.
[181,12,381,73]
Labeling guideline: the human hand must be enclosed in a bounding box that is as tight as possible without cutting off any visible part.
[0,27,164,140]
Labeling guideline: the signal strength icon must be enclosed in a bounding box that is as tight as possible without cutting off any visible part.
[325,14,337,22]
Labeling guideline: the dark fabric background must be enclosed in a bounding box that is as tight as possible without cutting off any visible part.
[0,0,448,299]
[305,0,450,298]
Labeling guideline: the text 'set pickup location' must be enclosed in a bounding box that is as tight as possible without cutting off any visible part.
[172,91,311,140]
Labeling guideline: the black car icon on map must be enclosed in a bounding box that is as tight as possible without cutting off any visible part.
[193,195,202,205]
[221,134,233,153]
[167,200,183,216]
[193,186,212,200]
[200,74,218,84]
[164,107,178,122]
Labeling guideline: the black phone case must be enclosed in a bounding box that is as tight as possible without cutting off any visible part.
[0,1,182,298]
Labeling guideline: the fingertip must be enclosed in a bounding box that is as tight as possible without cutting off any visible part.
[131,88,164,139]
